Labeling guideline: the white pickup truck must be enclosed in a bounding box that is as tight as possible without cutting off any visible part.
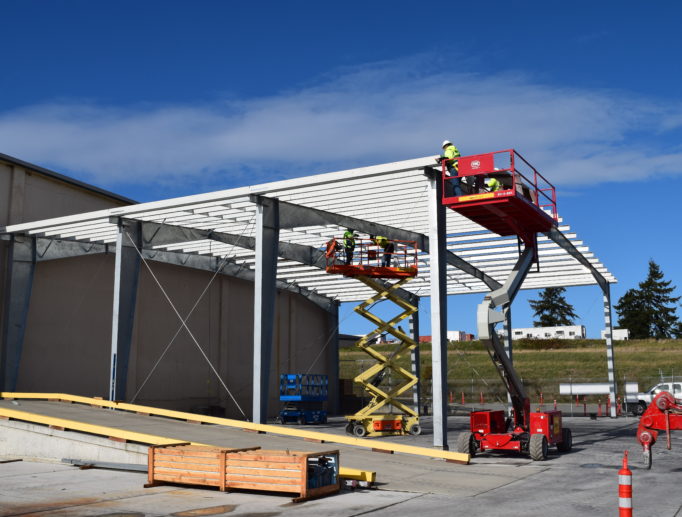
[627,382,682,415]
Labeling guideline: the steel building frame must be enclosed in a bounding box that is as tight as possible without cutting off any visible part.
[1,155,617,448]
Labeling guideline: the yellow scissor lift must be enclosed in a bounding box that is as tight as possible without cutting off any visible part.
[326,237,421,437]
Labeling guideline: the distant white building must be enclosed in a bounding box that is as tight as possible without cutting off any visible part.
[447,330,475,341]
[601,328,630,340]
[498,325,587,340]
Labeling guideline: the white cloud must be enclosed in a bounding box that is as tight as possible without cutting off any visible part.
[1,59,681,190]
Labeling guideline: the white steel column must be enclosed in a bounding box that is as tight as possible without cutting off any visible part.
[328,300,341,414]
[603,283,617,417]
[1,235,36,391]
[109,228,123,401]
[109,221,141,401]
[252,198,280,424]
[409,310,421,414]
[427,172,449,449]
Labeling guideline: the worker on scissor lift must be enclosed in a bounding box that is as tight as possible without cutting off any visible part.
[371,235,395,267]
[343,228,358,265]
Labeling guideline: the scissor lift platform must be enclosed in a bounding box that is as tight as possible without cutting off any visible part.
[325,264,417,278]
[325,238,421,436]
[441,149,557,242]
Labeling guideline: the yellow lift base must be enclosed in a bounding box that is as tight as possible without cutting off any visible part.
[0,393,469,480]
[345,276,420,438]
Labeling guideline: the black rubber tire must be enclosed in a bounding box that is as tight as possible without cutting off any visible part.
[529,434,548,461]
[556,427,572,453]
[345,423,354,435]
[353,424,367,437]
[408,424,422,436]
[635,402,647,416]
[456,432,476,457]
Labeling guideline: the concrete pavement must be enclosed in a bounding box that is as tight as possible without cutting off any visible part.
[1,399,681,516]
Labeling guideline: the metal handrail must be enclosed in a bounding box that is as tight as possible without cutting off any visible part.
[325,238,419,270]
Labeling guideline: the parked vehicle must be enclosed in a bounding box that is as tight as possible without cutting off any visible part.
[627,382,682,415]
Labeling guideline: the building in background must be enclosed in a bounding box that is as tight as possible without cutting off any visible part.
[0,153,337,418]
[499,325,587,340]
[447,330,475,342]
[601,328,630,340]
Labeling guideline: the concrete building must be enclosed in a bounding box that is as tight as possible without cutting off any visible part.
[447,330,475,341]
[500,325,587,340]
[0,153,337,418]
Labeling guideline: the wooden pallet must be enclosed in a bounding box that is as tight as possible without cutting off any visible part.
[145,443,340,502]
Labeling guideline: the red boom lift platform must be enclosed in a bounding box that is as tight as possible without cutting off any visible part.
[446,150,571,460]
[442,149,558,249]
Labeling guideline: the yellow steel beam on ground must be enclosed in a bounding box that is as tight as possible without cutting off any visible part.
[0,406,202,446]
[1,392,469,465]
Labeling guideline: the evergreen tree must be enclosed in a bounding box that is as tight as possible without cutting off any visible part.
[529,287,578,327]
[615,260,681,339]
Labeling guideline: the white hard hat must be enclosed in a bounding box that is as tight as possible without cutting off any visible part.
[442,140,452,148]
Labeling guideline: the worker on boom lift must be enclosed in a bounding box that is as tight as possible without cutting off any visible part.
[438,140,463,196]
[371,235,395,267]
[485,177,502,192]
[343,228,358,265]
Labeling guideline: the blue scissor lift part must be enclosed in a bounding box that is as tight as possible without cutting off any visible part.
[276,374,328,425]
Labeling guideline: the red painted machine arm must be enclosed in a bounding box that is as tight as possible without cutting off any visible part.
[636,391,682,468]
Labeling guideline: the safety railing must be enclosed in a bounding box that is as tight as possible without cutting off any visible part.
[441,149,557,221]
[325,238,419,271]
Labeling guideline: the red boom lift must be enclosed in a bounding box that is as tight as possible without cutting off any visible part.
[636,391,682,468]
[442,149,572,460]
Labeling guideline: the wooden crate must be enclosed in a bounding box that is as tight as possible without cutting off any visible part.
[145,444,340,502]
[145,443,260,491]
[224,449,340,502]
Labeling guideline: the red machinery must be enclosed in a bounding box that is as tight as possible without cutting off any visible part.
[636,391,682,468]
[447,150,571,461]
[442,149,557,252]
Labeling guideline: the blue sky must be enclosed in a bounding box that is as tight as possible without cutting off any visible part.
[2,1,681,337]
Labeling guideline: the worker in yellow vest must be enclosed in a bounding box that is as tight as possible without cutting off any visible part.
[486,177,502,192]
[343,228,357,265]
[371,235,395,267]
[438,140,463,197]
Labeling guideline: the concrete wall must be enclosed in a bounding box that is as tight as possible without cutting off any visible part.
[0,158,131,351]
[2,156,337,419]
[17,257,335,418]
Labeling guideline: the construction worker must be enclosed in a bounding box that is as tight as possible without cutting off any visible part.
[371,235,395,267]
[485,177,502,192]
[343,228,357,265]
[438,140,463,196]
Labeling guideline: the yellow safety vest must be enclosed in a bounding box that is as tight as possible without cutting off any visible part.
[443,144,460,172]
[488,178,501,192]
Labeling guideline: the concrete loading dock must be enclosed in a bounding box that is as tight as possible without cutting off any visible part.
[1,397,682,516]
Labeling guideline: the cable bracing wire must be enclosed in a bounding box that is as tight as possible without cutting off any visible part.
[123,221,255,419]
[130,215,256,403]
